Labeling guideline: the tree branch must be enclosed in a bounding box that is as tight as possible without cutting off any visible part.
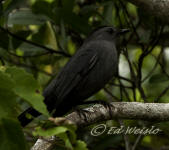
[125,0,169,24]
[31,102,169,150]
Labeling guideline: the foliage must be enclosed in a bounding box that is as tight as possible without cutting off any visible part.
[33,120,87,150]
[0,0,169,150]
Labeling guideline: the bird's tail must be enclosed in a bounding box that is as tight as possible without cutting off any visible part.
[18,107,40,127]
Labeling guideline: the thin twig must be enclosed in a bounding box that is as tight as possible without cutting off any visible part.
[118,120,131,150]
[6,50,51,58]
[142,48,163,82]
[136,26,164,102]
[153,55,169,79]
[118,78,132,101]
[104,87,121,101]
[119,0,144,49]
[110,83,133,89]
[0,26,71,57]
[122,48,137,101]
[132,135,143,150]
[155,85,169,102]
[116,75,133,83]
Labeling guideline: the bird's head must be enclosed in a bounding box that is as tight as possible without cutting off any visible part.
[86,26,129,42]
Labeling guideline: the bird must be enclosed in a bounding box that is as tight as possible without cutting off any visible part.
[18,26,129,127]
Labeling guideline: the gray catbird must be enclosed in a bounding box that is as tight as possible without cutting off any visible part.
[18,26,129,126]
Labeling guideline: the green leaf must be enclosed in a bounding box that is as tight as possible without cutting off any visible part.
[0,70,15,90]
[34,121,87,150]
[34,123,77,149]
[34,126,68,137]
[59,132,73,150]
[32,22,58,50]
[0,89,17,119]
[63,125,77,143]
[0,71,17,119]
[0,118,28,150]
[19,42,46,55]
[7,9,50,25]
[45,22,58,49]
[67,39,76,55]
[5,67,49,116]
[127,3,138,17]
[149,74,169,84]
[74,140,88,150]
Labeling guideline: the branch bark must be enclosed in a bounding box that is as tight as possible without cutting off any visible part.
[125,0,169,24]
[31,102,169,150]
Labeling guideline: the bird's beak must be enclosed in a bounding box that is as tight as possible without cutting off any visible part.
[118,28,130,34]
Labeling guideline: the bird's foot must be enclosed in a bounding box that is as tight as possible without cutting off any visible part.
[83,100,114,118]
[98,101,114,117]
[74,107,91,123]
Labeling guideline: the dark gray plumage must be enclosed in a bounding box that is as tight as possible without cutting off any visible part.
[18,26,129,126]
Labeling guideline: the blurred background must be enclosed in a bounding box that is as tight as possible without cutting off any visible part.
[0,0,169,150]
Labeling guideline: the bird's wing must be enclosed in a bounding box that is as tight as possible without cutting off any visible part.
[48,48,98,106]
